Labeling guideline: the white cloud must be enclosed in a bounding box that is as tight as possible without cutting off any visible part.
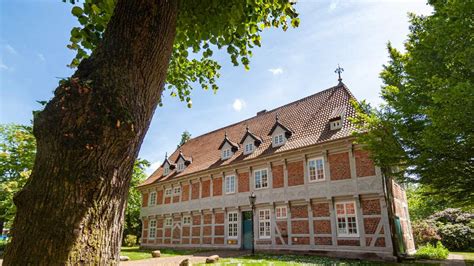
[146,160,162,175]
[37,53,45,61]
[5,44,17,55]
[329,0,339,12]
[0,59,8,70]
[268,67,283,75]
[232,98,246,112]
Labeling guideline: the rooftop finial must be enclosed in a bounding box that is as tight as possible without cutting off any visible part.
[335,64,344,83]
[165,152,168,159]
[246,125,249,132]
[224,131,228,138]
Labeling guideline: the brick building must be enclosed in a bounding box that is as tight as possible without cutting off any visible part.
[138,82,415,260]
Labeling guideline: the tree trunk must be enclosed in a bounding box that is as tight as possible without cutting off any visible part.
[3,0,178,264]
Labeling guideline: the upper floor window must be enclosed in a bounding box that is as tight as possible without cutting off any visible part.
[148,219,157,239]
[244,142,254,154]
[149,191,157,206]
[173,187,181,195]
[330,118,342,130]
[273,134,285,146]
[177,161,185,172]
[336,201,358,237]
[258,209,271,239]
[254,168,268,189]
[308,157,325,182]
[163,166,170,175]
[183,216,191,225]
[228,212,238,239]
[222,148,232,159]
[165,217,173,227]
[276,206,287,219]
[165,188,172,197]
[225,175,236,194]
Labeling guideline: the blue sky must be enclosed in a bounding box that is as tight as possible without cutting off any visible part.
[0,0,432,174]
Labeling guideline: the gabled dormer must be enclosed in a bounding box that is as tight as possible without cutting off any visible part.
[240,126,262,155]
[268,114,293,148]
[174,150,192,172]
[161,152,175,176]
[218,132,239,160]
[329,106,345,131]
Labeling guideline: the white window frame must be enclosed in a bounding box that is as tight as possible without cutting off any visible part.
[225,175,236,194]
[244,142,254,154]
[148,219,157,239]
[276,206,287,219]
[165,217,173,227]
[335,201,359,237]
[258,209,271,239]
[330,119,342,130]
[173,187,181,195]
[163,166,170,175]
[227,212,238,239]
[254,168,269,189]
[222,148,232,159]
[149,191,157,206]
[308,157,325,182]
[273,134,285,146]
[164,188,172,197]
[177,161,185,172]
[183,216,191,225]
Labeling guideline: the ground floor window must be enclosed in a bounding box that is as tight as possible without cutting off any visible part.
[165,217,172,227]
[276,206,287,219]
[149,219,157,239]
[258,209,271,239]
[228,212,238,238]
[336,201,358,236]
[183,216,191,225]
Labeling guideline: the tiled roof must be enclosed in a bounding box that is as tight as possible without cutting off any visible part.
[139,82,357,187]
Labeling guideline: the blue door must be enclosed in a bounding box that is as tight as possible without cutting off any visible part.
[242,211,254,250]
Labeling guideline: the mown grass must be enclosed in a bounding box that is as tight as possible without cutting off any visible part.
[450,252,474,266]
[119,246,207,261]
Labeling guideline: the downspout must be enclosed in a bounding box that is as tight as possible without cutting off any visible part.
[381,167,401,261]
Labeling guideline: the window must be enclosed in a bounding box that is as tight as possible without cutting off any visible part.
[273,134,284,146]
[222,148,232,159]
[308,157,325,182]
[276,206,287,219]
[228,212,238,239]
[174,187,181,195]
[336,202,358,237]
[254,169,268,189]
[165,217,173,227]
[177,162,185,171]
[330,119,342,130]
[258,209,271,239]
[183,216,191,225]
[149,191,157,206]
[149,220,157,239]
[163,166,170,175]
[165,188,172,197]
[244,142,254,154]
[225,175,236,194]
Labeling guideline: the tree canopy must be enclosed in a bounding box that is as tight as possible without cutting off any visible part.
[66,0,299,107]
[178,130,191,148]
[352,0,473,207]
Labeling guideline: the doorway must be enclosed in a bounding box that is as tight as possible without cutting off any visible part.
[242,211,254,250]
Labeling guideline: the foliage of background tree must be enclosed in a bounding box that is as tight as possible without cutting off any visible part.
[123,159,149,243]
[406,184,449,221]
[0,124,36,234]
[352,0,473,207]
[177,130,191,148]
[5,0,300,263]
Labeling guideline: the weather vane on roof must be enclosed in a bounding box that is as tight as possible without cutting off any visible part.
[335,64,344,83]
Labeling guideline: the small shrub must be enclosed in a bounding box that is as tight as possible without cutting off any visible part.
[412,220,441,247]
[415,242,449,260]
[438,223,473,251]
[124,234,137,247]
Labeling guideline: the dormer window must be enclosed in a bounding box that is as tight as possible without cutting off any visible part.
[177,161,185,171]
[219,132,239,160]
[268,114,292,148]
[330,117,343,130]
[245,142,253,154]
[174,150,191,172]
[163,166,170,176]
[161,152,175,176]
[222,148,232,159]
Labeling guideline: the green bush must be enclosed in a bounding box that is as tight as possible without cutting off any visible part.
[415,242,449,260]
[412,220,441,247]
[438,223,473,251]
[123,234,137,247]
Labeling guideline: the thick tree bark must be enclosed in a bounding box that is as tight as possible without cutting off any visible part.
[3,0,178,264]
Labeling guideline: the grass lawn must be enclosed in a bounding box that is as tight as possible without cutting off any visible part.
[119,246,206,261]
[450,252,474,265]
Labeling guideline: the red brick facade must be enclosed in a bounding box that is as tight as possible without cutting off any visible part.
[191,182,200,200]
[287,161,304,186]
[213,177,222,196]
[272,165,284,188]
[238,172,249,192]
[201,180,210,198]
[329,152,351,180]
[142,193,148,207]
[291,205,308,218]
[181,185,189,201]
[354,150,376,177]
